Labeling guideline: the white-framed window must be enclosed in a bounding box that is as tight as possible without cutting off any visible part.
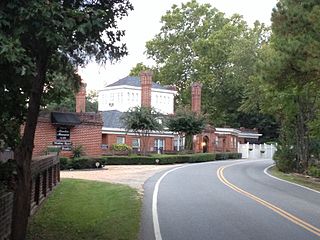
[116,137,125,144]
[154,139,165,153]
[132,138,140,150]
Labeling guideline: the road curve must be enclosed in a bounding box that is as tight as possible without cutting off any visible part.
[140,159,320,240]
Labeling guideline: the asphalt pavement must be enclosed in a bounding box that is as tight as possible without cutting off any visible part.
[140,159,320,240]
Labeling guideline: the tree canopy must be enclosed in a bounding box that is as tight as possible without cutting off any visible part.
[166,107,206,150]
[121,106,163,154]
[242,0,320,172]
[0,0,133,238]
[146,0,269,127]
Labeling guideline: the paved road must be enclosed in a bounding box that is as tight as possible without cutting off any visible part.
[140,159,320,240]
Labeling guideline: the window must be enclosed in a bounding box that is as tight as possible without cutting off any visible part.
[132,138,140,151]
[116,137,125,144]
[154,139,165,153]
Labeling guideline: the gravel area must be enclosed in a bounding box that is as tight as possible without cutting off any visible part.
[60,164,182,194]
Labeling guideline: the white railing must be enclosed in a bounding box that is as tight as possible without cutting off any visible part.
[238,143,277,159]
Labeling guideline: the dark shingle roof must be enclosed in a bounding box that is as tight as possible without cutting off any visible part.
[101,110,125,128]
[106,76,166,90]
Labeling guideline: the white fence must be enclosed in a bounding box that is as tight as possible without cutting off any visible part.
[238,143,277,159]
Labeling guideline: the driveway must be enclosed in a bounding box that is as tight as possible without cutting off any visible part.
[60,164,181,193]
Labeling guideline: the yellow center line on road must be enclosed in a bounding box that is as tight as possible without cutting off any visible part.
[217,164,320,238]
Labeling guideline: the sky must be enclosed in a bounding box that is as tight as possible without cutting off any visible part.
[79,0,278,91]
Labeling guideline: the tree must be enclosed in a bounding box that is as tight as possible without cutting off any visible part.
[129,62,151,76]
[243,0,320,172]
[86,90,99,112]
[0,1,133,238]
[166,107,206,150]
[146,0,269,127]
[121,107,163,155]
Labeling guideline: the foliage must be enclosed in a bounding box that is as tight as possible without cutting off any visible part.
[72,145,85,158]
[243,0,320,172]
[121,106,163,155]
[59,152,241,168]
[1,0,133,237]
[166,107,206,150]
[308,165,320,178]
[146,0,269,127]
[86,90,98,112]
[27,179,141,240]
[110,143,132,152]
[273,146,297,173]
[129,62,151,76]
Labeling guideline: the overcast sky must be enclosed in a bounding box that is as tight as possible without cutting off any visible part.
[79,0,278,91]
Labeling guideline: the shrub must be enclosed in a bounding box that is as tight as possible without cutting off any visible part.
[59,157,71,170]
[308,165,320,178]
[110,144,132,152]
[72,145,85,158]
[273,146,296,173]
[59,152,242,169]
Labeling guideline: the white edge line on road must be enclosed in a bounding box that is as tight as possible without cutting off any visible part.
[264,165,320,194]
[152,159,245,240]
[152,165,189,240]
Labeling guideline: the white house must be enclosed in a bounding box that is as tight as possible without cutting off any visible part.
[98,76,177,114]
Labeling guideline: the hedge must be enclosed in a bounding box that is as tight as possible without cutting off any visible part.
[60,152,242,170]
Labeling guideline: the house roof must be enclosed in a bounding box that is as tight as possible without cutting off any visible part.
[106,76,167,90]
[101,110,125,128]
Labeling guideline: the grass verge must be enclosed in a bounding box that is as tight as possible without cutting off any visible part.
[270,166,320,192]
[27,179,141,240]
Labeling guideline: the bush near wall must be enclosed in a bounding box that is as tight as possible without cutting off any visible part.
[60,152,242,170]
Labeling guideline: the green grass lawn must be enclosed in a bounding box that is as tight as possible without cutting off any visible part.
[270,166,320,192]
[27,179,141,240]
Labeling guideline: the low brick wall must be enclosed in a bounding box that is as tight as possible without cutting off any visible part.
[0,154,60,239]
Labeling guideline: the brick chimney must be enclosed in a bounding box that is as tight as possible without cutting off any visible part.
[76,82,86,112]
[140,71,153,108]
[191,82,202,114]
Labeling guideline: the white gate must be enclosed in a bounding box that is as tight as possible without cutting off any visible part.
[238,143,277,159]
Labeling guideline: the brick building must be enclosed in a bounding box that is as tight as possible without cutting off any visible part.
[32,84,103,157]
[191,82,261,153]
[99,71,180,153]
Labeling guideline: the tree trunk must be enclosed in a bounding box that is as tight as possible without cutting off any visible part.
[11,55,47,240]
[185,134,193,151]
[295,95,310,173]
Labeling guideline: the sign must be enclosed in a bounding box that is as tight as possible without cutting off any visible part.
[54,127,72,151]
[56,127,70,140]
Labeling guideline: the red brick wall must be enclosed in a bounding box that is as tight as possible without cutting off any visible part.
[32,113,103,157]
[69,123,102,157]
[76,83,86,113]
[191,82,202,114]
[102,133,174,151]
[33,120,56,156]
[140,71,152,108]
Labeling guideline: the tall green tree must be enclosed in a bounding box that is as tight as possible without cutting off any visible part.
[166,107,206,150]
[121,106,163,155]
[243,0,320,172]
[146,0,268,127]
[0,1,133,238]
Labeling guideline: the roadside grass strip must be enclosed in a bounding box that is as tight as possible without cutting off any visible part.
[217,163,320,238]
[27,179,141,240]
